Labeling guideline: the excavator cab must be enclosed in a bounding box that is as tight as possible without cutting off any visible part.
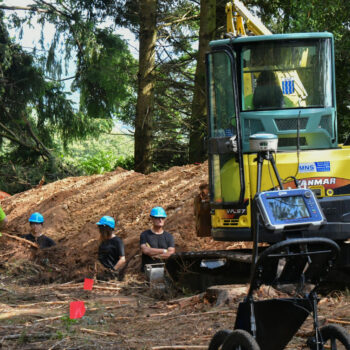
[205,33,344,243]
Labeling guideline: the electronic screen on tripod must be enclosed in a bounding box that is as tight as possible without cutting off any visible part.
[256,188,326,232]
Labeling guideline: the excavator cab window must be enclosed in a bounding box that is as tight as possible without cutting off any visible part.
[208,51,237,138]
[241,39,333,111]
[206,50,244,204]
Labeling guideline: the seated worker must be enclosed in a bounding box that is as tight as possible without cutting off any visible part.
[96,216,126,276]
[244,71,295,110]
[140,207,175,272]
[0,206,8,229]
[23,212,56,248]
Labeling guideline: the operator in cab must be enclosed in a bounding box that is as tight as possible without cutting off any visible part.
[96,216,126,279]
[140,207,175,272]
[23,212,56,248]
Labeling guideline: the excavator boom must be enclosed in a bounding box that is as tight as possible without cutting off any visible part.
[226,0,271,37]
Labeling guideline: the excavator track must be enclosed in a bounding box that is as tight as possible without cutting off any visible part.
[165,242,350,293]
[165,249,252,292]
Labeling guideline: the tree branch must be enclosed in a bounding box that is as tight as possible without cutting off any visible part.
[158,14,199,29]
[22,113,52,159]
[0,5,48,13]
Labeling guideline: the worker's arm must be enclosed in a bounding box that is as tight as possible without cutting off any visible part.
[141,243,166,257]
[160,247,175,259]
[141,244,175,259]
[114,256,126,271]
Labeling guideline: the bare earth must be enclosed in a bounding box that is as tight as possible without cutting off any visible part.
[0,163,349,349]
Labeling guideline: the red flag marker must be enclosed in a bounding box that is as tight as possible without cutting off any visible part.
[69,301,86,319]
[84,278,94,290]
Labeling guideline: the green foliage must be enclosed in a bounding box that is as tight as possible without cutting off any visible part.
[55,330,64,340]
[115,155,134,170]
[0,3,138,192]
[79,150,117,175]
[72,28,137,121]
[73,150,134,175]
[0,153,80,195]
[17,331,29,345]
[60,315,78,332]
[60,129,134,173]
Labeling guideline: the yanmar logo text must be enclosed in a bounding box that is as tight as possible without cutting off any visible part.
[299,178,336,186]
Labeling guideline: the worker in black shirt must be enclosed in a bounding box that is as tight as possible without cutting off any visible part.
[23,212,56,249]
[140,207,175,272]
[97,216,126,275]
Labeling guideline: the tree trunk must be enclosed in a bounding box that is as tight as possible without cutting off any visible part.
[188,0,216,163]
[134,0,157,174]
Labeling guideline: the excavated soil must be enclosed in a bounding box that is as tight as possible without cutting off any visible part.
[0,162,241,283]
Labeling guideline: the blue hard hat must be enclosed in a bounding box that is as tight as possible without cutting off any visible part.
[29,212,44,223]
[150,207,167,218]
[96,216,115,229]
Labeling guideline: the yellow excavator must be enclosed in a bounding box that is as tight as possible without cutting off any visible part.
[166,0,350,292]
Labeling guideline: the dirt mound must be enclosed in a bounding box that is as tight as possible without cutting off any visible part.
[0,162,238,282]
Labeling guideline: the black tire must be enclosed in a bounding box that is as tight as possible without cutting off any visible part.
[319,324,350,350]
[208,330,232,350]
[221,329,260,350]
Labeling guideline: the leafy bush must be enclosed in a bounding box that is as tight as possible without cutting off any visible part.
[115,155,134,170]
[79,150,117,175]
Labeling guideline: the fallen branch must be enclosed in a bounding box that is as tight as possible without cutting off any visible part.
[36,281,78,290]
[327,318,350,325]
[149,312,173,317]
[96,280,121,286]
[55,283,85,289]
[48,337,68,350]
[54,284,121,291]
[151,346,207,350]
[166,309,234,321]
[32,303,133,323]
[10,301,67,308]
[80,328,119,337]
[33,314,65,323]
[1,332,54,340]
[0,308,53,320]
[88,304,133,311]
[92,286,121,291]
[1,232,38,248]
[0,251,14,258]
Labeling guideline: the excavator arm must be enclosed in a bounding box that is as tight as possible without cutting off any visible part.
[226,0,271,37]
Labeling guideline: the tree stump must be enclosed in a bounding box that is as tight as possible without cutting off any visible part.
[206,284,248,306]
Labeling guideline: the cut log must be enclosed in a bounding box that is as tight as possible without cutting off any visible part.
[168,292,205,308]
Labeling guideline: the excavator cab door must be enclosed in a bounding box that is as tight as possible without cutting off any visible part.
[206,49,245,230]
